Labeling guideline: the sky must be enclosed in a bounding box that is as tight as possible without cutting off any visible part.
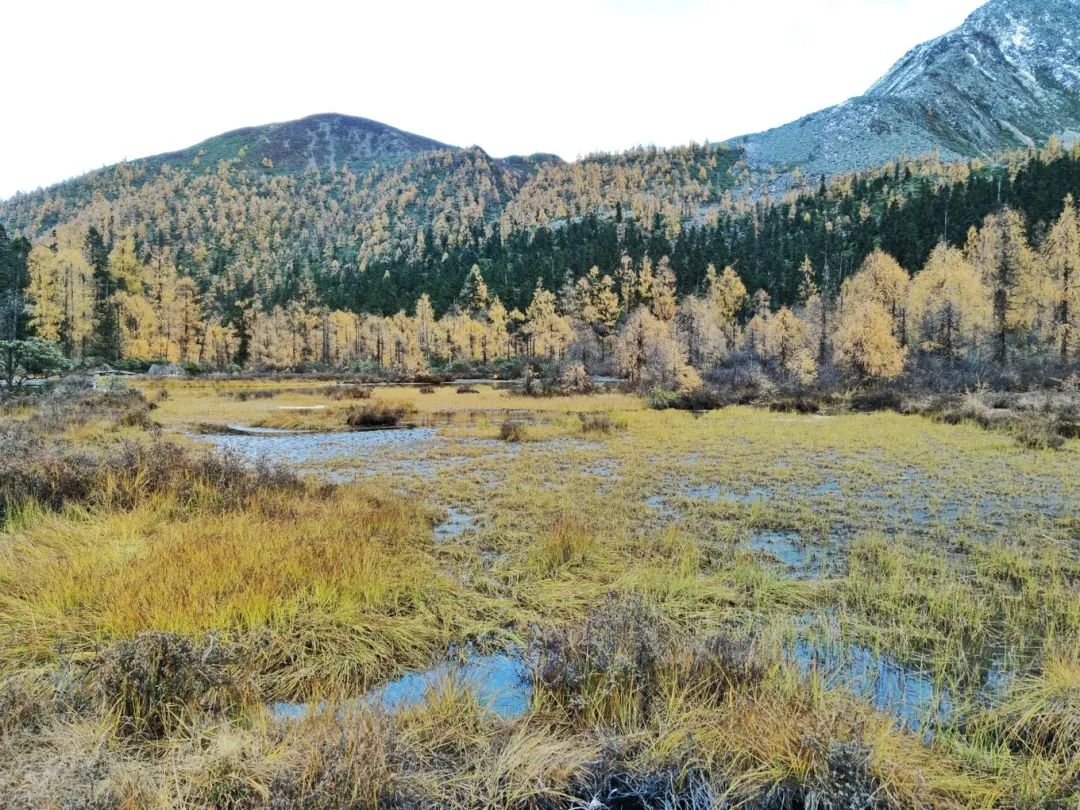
[2,0,987,200]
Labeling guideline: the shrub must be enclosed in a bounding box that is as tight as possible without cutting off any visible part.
[345,401,416,428]
[418,385,436,394]
[85,632,248,739]
[1010,419,1066,451]
[647,388,680,410]
[768,394,823,414]
[532,595,770,726]
[560,362,594,393]
[579,412,625,434]
[231,388,280,402]
[850,387,904,412]
[499,420,528,442]
[0,427,99,522]
[456,385,480,394]
[328,385,373,400]
[0,428,299,522]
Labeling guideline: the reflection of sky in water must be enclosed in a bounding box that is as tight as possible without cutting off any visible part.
[201,428,435,465]
[198,428,439,480]
[748,530,835,578]
[435,507,477,540]
[273,652,530,721]
[792,639,954,736]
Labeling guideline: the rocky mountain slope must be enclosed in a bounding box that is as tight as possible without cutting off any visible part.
[2,0,1078,253]
[144,112,454,175]
[731,0,1080,181]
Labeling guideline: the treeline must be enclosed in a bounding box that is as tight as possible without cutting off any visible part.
[337,141,1080,315]
[1,140,1078,385]
[3,191,1078,395]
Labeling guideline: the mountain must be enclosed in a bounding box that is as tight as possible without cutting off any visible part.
[141,113,455,176]
[2,0,1080,323]
[731,0,1080,182]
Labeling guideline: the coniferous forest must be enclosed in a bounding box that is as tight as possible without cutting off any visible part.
[2,140,1079,387]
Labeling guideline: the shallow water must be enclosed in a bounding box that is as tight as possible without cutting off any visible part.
[435,506,477,540]
[748,530,834,577]
[199,427,437,470]
[272,652,530,720]
[791,639,954,734]
[685,484,773,504]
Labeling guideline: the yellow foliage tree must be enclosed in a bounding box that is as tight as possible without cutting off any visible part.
[840,250,910,343]
[833,299,907,379]
[762,306,817,383]
[908,244,991,358]
[966,208,1043,362]
[614,306,701,392]
[1044,194,1080,360]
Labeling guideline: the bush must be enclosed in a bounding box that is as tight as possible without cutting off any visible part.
[560,362,594,393]
[227,388,280,402]
[850,387,904,412]
[85,632,248,739]
[579,412,625,434]
[532,595,769,725]
[499,419,527,442]
[328,385,373,400]
[647,388,680,410]
[418,385,436,394]
[768,394,824,414]
[456,385,480,394]
[345,401,416,428]
[0,427,299,522]
[1011,419,1067,451]
[0,427,99,522]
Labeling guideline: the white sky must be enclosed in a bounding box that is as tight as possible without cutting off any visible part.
[1,0,986,200]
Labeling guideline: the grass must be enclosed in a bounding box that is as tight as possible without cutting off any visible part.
[1,377,1077,806]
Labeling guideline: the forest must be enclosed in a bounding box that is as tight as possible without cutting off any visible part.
[0,141,1075,397]
[1,139,1079,391]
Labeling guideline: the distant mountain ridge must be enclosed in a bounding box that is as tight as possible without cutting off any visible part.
[731,0,1080,182]
[3,0,1079,252]
[143,113,455,175]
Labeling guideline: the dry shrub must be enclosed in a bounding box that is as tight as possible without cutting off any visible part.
[223,388,281,402]
[0,425,99,521]
[850,387,904,412]
[499,420,527,442]
[768,394,824,414]
[578,412,625,434]
[345,401,416,428]
[328,385,373,401]
[531,595,768,725]
[85,632,250,740]
[0,428,299,522]
[456,385,480,394]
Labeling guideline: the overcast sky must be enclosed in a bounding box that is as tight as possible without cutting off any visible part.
[2,0,986,200]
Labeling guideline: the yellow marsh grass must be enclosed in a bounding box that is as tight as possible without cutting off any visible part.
[5,379,1079,805]
[137,379,643,431]
[0,486,504,696]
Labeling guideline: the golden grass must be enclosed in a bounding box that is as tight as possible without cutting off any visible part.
[0,486,505,698]
[2,377,1078,806]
